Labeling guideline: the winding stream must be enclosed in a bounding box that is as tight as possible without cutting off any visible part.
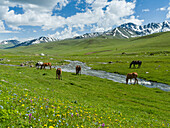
[56,60,170,92]
[0,60,169,91]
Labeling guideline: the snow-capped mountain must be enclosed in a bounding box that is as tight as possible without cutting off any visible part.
[0,40,20,49]
[0,40,20,45]
[19,36,58,46]
[74,32,102,39]
[5,36,58,49]
[74,21,170,39]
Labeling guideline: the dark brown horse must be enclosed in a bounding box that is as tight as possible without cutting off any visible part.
[126,72,138,84]
[76,65,81,75]
[56,68,62,80]
[129,61,142,68]
[41,63,52,70]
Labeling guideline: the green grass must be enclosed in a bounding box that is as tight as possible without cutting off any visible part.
[0,31,170,127]
[0,65,169,127]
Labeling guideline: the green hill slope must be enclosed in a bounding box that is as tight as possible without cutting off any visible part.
[1,31,170,56]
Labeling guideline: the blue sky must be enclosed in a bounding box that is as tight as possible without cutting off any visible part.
[0,0,169,41]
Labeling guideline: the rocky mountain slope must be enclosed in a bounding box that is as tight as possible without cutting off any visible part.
[74,21,170,39]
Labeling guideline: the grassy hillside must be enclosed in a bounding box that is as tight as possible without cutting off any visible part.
[1,31,170,55]
[0,32,170,127]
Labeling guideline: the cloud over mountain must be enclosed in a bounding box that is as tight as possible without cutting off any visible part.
[0,0,143,40]
[0,0,169,41]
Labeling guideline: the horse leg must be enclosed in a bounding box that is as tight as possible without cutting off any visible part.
[136,78,138,84]
[134,78,136,84]
[126,78,128,84]
[138,64,141,68]
[129,63,132,68]
[133,64,136,68]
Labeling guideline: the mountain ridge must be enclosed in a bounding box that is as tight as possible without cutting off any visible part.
[3,36,58,49]
[74,21,170,39]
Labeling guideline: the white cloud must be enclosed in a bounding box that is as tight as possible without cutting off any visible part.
[0,20,17,33]
[142,9,150,12]
[157,7,166,11]
[0,0,143,39]
[167,7,170,19]
[86,0,94,4]
[50,26,79,39]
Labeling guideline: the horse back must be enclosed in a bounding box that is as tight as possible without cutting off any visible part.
[127,72,138,79]
[132,72,138,78]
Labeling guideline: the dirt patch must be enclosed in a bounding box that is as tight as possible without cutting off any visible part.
[85,50,112,55]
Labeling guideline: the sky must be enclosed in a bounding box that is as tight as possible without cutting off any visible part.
[0,0,169,41]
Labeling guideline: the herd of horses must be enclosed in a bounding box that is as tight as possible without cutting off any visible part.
[35,60,142,84]
[35,62,81,80]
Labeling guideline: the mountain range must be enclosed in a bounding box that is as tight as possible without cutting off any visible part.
[74,21,170,39]
[1,36,58,49]
[0,21,170,49]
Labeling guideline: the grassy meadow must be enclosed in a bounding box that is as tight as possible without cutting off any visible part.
[0,32,170,127]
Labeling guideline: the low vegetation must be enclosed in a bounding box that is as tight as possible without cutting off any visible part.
[0,32,170,127]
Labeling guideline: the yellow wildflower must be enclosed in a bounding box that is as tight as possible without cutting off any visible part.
[56,114,60,117]
[48,119,53,122]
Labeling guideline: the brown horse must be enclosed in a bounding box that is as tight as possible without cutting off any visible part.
[56,68,62,80]
[76,65,81,75]
[126,72,138,84]
[41,63,52,70]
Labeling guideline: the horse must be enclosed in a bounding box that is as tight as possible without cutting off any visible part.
[126,72,138,84]
[41,62,52,70]
[56,68,62,80]
[35,62,43,69]
[129,61,142,68]
[76,65,81,75]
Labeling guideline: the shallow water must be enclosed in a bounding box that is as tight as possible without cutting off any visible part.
[55,60,170,92]
[0,61,169,91]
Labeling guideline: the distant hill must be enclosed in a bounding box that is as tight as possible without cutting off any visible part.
[74,21,170,39]
[1,36,58,49]
[0,40,20,49]
[3,31,170,56]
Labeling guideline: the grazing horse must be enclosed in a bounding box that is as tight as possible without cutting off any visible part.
[76,65,81,75]
[41,63,52,70]
[126,72,138,84]
[56,68,62,80]
[129,61,142,68]
[35,62,43,69]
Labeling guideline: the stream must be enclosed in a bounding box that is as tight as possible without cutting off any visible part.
[56,60,170,92]
[0,60,169,91]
